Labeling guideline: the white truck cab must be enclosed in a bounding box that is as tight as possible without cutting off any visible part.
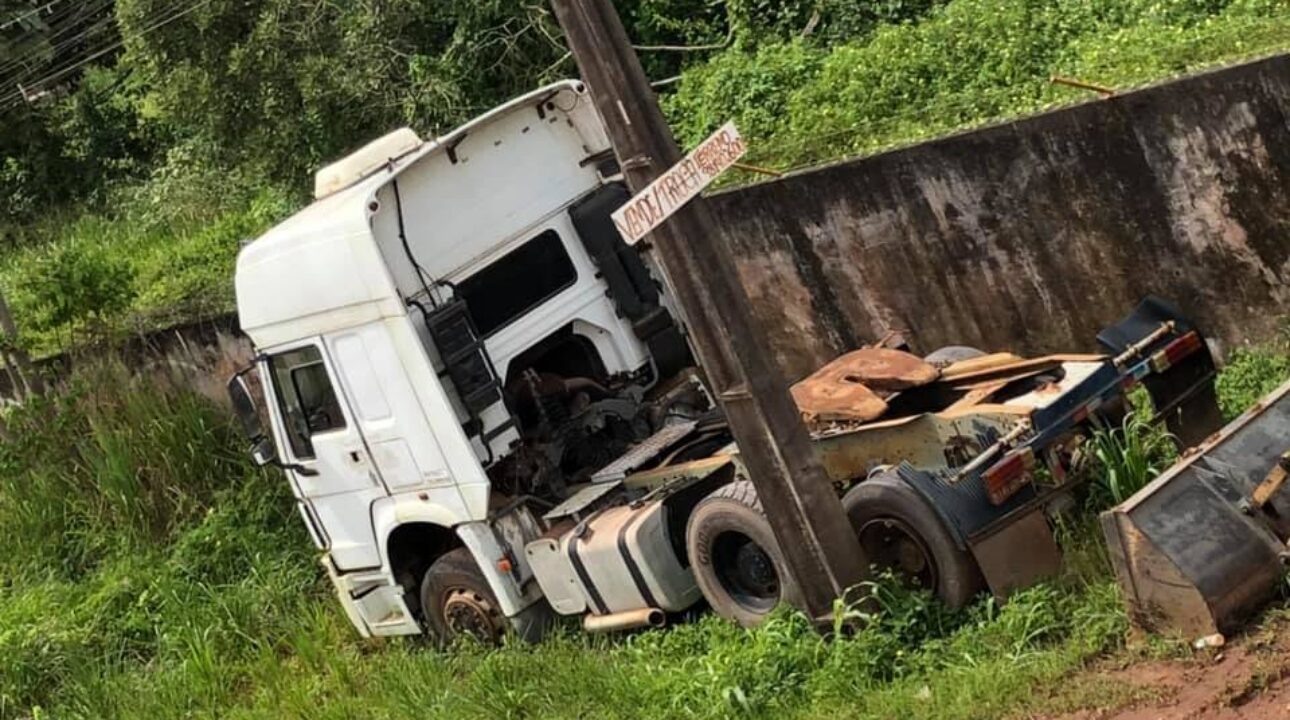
[230,81,710,640]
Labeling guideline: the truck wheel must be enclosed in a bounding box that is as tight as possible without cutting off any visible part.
[686,480,803,628]
[420,547,508,645]
[842,472,984,609]
[924,345,986,367]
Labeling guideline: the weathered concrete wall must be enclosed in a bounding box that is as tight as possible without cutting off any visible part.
[0,315,252,402]
[712,55,1290,381]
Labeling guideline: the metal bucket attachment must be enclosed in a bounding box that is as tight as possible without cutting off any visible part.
[1101,379,1290,638]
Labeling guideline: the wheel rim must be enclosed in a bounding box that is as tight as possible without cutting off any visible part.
[710,530,780,612]
[858,517,938,590]
[442,587,504,642]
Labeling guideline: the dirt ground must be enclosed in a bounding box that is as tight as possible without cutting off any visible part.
[1028,613,1290,720]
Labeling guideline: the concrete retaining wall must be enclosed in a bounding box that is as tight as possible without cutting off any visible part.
[711,54,1290,380]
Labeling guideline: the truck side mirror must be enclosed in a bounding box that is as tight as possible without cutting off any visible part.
[227,375,264,442]
[251,435,278,467]
[227,366,319,477]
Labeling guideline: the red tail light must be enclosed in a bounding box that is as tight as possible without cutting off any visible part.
[983,447,1036,505]
[1150,331,1202,373]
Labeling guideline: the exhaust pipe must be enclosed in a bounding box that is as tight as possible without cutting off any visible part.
[583,607,666,633]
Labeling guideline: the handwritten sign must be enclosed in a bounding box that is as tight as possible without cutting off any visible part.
[611,121,747,245]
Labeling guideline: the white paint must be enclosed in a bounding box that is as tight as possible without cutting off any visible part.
[234,81,669,637]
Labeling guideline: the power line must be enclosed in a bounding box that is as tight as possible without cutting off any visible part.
[0,0,116,79]
[0,0,66,32]
[0,14,116,86]
[0,0,201,86]
[0,0,214,110]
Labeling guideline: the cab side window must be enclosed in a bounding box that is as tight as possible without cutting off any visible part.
[268,345,346,459]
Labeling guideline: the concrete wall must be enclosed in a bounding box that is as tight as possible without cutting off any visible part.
[0,315,252,403]
[711,54,1290,381]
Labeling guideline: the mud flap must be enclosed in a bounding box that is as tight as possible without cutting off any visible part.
[1100,379,1290,637]
[1097,296,1223,448]
[969,507,1064,600]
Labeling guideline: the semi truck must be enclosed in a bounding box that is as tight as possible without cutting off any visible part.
[226,81,1222,644]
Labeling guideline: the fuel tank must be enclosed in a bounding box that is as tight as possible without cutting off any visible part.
[525,498,701,617]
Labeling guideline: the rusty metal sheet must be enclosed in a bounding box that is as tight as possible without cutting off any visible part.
[622,453,733,491]
[812,410,1019,484]
[940,355,1080,384]
[791,348,937,425]
[1101,378,1290,637]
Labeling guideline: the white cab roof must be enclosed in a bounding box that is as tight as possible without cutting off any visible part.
[235,80,602,349]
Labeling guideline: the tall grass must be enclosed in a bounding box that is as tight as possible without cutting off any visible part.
[0,358,1132,720]
[0,360,253,576]
[1084,412,1178,509]
[4,347,1286,718]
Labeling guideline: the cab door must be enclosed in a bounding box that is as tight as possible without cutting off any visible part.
[263,341,384,570]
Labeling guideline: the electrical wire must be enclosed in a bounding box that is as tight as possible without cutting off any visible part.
[0,0,213,110]
[390,178,440,308]
[0,0,154,90]
[0,15,115,87]
[0,0,115,78]
[0,0,66,32]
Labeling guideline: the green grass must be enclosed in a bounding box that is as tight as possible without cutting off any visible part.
[1,350,1283,719]
[1215,342,1290,420]
[0,171,296,356]
[668,0,1290,175]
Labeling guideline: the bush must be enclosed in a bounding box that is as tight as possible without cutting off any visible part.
[10,241,137,343]
[0,157,296,355]
[665,0,1290,171]
[1215,338,1290,420]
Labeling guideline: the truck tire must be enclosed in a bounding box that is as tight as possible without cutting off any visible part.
[923,345,986,367]
[420,547,509,645]
[685,480,804,628]
[842,471,984,609]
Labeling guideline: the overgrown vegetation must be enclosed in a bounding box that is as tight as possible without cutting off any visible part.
[1084,411,1178,509]
[1215,333,1290,420]
[666,0,1290,169]
[0,348,1282,719]
[2,0,1289,354]
[2,2,1288,715]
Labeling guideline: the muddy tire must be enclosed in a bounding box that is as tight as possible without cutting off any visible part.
[924,345,986,368]
[420,547,508,645]
[842,471,984,609]
[686,480,803,628]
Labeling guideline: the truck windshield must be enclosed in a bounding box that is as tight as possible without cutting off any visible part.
[267,345,346,459]
[457,229,577,336]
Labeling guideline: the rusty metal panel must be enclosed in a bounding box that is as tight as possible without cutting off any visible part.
[969,506,1063,599]
[621,453,733,491]
[813,412,1020,484]
[1102,378,1290,636]
[791,348,938,426]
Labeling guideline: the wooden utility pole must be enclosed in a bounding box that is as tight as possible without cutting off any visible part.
[550,0,867,620]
